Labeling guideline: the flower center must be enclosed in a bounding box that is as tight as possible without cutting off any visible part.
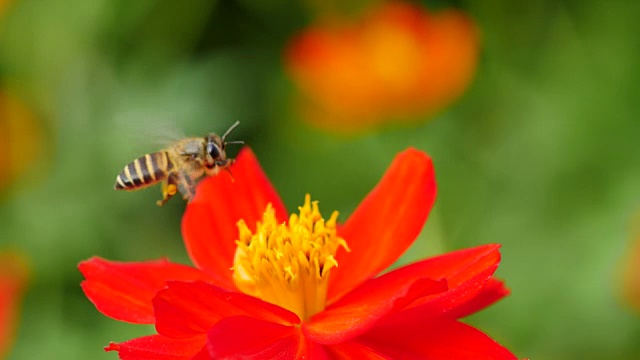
[232,194,349,320]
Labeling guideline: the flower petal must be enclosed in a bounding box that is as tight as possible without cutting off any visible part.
[153,281,300,339]
[374,244,503,327]
[182,147,288,289]
[0,252,29,359]
[191,347,214,360]
[324,341,392,360]
[304,276,446,344]
[79,257,211,324]
[207,316,316,360]
[361,319,517,360]
[328,148,437,302]
[105,334,206,360]
[445,277,510,319]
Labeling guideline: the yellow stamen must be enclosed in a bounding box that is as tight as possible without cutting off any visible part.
[233,194,350,320]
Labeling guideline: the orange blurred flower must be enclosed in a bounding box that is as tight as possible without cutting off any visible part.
[621,216,640,313]
[0,91,44,193]
[285,1,480,133]
[0,251,29,359]
[0,0,12,19]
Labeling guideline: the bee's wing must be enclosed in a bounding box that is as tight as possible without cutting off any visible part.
[146,122,188,149]
[118,116,188,151]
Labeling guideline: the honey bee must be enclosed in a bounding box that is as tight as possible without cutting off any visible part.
[114,121,243,206]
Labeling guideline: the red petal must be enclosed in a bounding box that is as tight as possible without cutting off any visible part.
[105,334,206,360]
[328,148,437,303]
[190,347,214,360]
[0,252,29,358]
[182,147,288,289]
[79,257,211,324]
[207,316,314,360]
[325,341,392,360]
[304,276,446,344]
[153,281,300,339]
[362,319,516,360]
[375,244,503,327]
[445,278,510,319]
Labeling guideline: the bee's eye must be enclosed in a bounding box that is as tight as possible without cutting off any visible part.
[206,142,221,159]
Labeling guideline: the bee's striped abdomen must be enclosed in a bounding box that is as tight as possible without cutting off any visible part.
[114,152,171,191]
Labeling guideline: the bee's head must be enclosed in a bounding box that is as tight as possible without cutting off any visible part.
[204,121,244,171]
[204,134,225,169]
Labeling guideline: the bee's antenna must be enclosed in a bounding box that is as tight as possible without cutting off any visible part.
[222,121,241,142]
[224,140,245,146]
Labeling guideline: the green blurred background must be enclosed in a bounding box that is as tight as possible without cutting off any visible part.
[1,0,639,359]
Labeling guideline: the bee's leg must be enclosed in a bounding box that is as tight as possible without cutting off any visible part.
[224,167,235,182]
[175,171,196,202]
[156,175,179,206]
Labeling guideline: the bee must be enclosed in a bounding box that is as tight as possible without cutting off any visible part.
[114,121,243,206]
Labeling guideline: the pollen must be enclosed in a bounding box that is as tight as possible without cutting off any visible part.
[232,194,350,320]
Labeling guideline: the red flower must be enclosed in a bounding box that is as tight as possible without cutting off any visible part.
[0,251,29,359]
[285,2,480,133]
[80,147,516,359]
